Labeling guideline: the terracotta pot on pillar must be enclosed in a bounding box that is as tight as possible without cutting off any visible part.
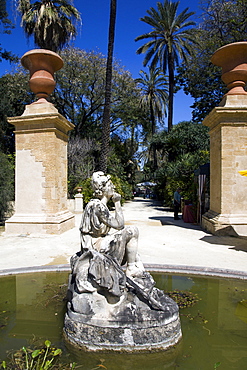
[21,49,63,102]
[201,42,247,237]
[6,49,75,235]
[211,42,247,95]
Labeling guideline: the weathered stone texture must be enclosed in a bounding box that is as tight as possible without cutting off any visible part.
[5,102,75,234]
[202,95,247,236]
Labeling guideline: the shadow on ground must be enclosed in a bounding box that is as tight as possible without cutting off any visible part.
[149,216,201,231]
[200,235,247,252]
[132,198,201,231]
[133,199,247,252]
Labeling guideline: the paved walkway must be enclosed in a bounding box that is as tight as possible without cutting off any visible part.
[1,198,247,277]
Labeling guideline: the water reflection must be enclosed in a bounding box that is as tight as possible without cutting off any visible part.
[0,272,247,369]
[0,272,67,356]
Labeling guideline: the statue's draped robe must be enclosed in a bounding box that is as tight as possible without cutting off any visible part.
[79,199,126,296]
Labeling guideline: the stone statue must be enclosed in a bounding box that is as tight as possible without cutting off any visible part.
[64,171,182,351]
[78,171,144,295]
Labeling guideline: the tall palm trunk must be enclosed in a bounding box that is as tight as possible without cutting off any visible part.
[99,0,117,172]
[150,99,157,171]
[167,53,174,132]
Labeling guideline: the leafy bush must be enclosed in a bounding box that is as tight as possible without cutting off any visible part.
[153,122,210,206]
[77,174,133,207]
[78,177,94,205]
[0,152,14,223]
[110,174,133,201]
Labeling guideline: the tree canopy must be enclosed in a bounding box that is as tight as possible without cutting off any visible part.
[18,0,81,51]
[0,0,17,63]
[135,0,197,131]
[153,121,210,203]
[53,48,145,139]
[0,70,33,153]
[0,47,147,191]
[177,0,247,122]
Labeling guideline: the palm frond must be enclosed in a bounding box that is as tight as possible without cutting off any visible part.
[18,0,81,51]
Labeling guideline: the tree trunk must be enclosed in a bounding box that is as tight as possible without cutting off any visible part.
[99,0,117,172]
[167,53,174,132]
[150,99,157,171]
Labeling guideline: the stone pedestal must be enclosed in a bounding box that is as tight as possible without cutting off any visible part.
[5,101,75,235]
[74,193,83,213]
[202,95,247,236]
[64,260,182,352]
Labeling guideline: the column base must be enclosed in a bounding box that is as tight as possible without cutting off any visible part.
[202,210,247,237]
[5,210,75,235]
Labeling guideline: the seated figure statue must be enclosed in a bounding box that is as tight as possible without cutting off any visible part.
[80,171,144,278]
[71,171,145,299]
[64,172,182,351]
[68,171,172,313]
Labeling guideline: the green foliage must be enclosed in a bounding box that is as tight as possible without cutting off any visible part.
[0,340,76,369]
[0,70,33,153]
[0,152,14,223]
[135,1,197,72]
[53,47,143,186]
[178,0,247,121]
[0,0,17,63]
[67,136,100,197]
[135,67,168,134]
[0,48,143,188]
[77,174,133,208]
[54,47,143,138]
[108,134,138,187]
[18,0,81,52]
[78,177,94,206]
[166,290,200,309]
[135,0,197,130]
[153,121,210,205]
[110,174,133,202]
[154,120,210,160]
[214,362,221,369]
[135,67,168,171]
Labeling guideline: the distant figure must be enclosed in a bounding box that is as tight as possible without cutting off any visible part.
[173,187,181,220]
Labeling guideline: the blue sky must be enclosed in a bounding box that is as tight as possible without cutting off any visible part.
[1,0,202,126]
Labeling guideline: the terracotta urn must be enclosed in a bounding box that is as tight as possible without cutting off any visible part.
[21,49,63,102]
[211,42,247,95]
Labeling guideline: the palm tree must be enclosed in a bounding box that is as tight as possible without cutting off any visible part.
[135,67,168,170]
[136,67,168,135]
[135,0,196,132]
[99,0,117,173]
[18,0,81,52]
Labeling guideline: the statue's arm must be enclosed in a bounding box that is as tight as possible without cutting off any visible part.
[97,194,124,230]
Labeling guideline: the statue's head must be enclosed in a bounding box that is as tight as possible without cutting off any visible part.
[91,171,111,198]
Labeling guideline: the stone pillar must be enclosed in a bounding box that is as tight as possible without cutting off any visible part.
[5,101,75,235]
[74,193,83,213]
[202,95,247,236]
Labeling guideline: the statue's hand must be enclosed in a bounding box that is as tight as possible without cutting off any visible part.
[112,192,121,203]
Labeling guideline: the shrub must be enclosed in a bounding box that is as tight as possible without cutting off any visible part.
[77,174,133,207]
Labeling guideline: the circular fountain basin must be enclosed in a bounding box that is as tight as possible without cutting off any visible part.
[0,267,247,369]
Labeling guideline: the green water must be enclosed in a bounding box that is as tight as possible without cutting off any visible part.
[0,271,247,370]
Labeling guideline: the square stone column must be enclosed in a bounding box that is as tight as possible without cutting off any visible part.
[5,101,75,235]
[202,95,247,236]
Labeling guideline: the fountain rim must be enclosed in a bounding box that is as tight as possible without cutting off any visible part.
[0,263,246,280]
